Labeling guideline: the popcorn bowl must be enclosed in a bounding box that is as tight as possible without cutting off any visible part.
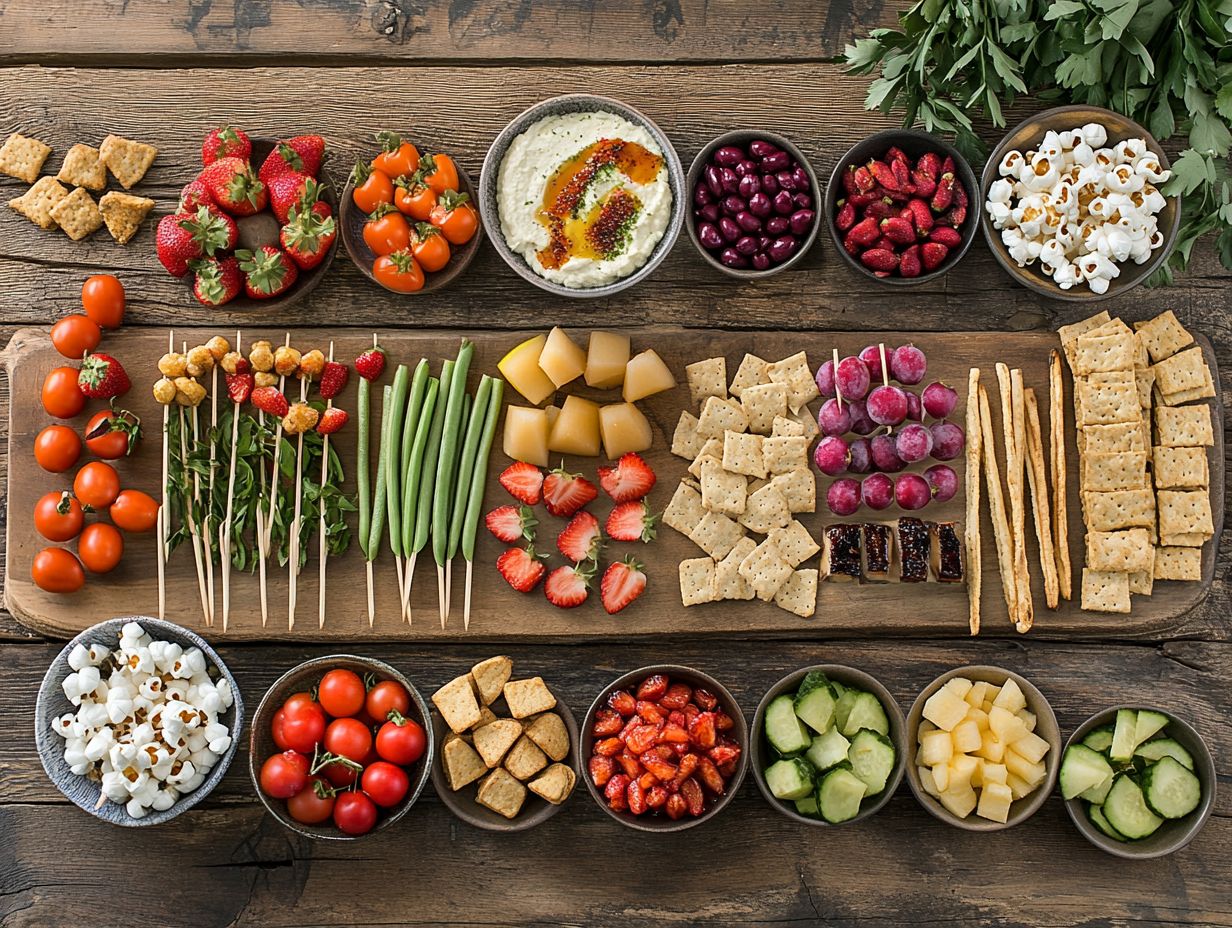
[35,616,244,827]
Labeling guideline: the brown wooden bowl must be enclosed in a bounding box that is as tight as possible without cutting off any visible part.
[339,158,482,294]
[429,692,579,832]
[580,664,748,832]
[247,655,433,841]
[980,104,1181,302]
[905,665,1060,832]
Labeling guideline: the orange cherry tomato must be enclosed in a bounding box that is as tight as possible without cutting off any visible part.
[84,409,140,459]
[73,461,121,510]
[350,162,394,214]
[50,314,102,360]
[372,250,425,293]
[34,491,84,542]
[394,178,437,221]
[421,154,459,196]
[78,522,124,574]
[410,223,451,273]
[371,132,420,179]
[110,489,160,533]
[42,366,86,419]
[34,425,82,473]
[363,206,411,257]
[81,275,126,329]
[32,547,85,593]
[428,191,479,245]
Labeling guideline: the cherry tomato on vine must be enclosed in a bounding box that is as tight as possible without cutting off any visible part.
[332,790,377,836]
[361,760,410,808]
[32,547,85,593]
[376,716,427,766]
[428,190,479,246]
[51,314,102,360]
[394,178,436,221]
[84,409,141,459]
[81,274,125,329]
[324,717,373,764]
[42,367,86,419]
[421,154,459,197]
[365,680,411,721]
[259,750,309,799]
[371,132,420,179]
[372,250,425,293]
[34,491,84,542]
[318,668,366,717]
[271,708,292,751]
[287,776,336,825]
[73,461,121,509]
[109,489,159,533]
[78,523,124,574]
[410,223,451,273]
[350,162,394,214]
[34,425,82,473]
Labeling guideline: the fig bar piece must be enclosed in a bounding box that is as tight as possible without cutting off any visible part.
[820,524,862,582]
[862,523,892,581]
[929,521,964,583]
[897,517,930,583]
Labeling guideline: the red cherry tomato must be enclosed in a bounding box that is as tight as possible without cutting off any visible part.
[84,409,139,459]
[271,708,291,751]
[78,523,123,573]
[81,274,126,329]
[42,367,86,419]
[351,164,394,215]
[287,776,336,825]
[362,207,411,257]
[376,717,427,766]
[50,314,102,360]
[365,680,411,721]
[109,490,159,533]
[422,153,459,196]
[259,750,309,799]
[34,491,84,542]
[73,461,121,509]
[332,790,378,836]
[280,706,326,754]
[321,755,362,788]
[32,547,86,593]
[323,717,372,763]
[281,692,322,718]
[361,760,410,808]
[34,425,82,473]
[318,669,366,717]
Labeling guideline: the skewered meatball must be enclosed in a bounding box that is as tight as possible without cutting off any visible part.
[297,349,325,381]
[274,346,302,377]
[173,377,206,407]
[220,351,246,374]
[249,340,275,373]
[153,378,176,405]
[281,402,319,435]
[185,345,215,377]
[205,335,231,361]
[254,371,277,388]
[158,352,187,378]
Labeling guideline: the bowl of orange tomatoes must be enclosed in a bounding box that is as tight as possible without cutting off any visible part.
[340,131,482,294]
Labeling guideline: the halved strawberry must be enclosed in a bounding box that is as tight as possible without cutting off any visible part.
[485,505,537,544]
[316,407,349,435]
[601,556,646,615]
[543,464,598,517]
[497,545,545,593]
[250,386,289,417]
[597,452,656,502]
[499,461,543,505]
[556,510,601,563]
[605,500,658,543]
[544,562,593,608]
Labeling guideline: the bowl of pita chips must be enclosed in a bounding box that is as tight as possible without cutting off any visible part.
[430,656,579,831]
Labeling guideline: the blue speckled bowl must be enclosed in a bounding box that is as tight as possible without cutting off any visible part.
[478,94,686,299]
[35,616,244,827]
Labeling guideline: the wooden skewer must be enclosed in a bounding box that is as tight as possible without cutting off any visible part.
[832,348,843,410]
[288,375,308,629]
[878,343,889,389]
[402,552,417,626]
[254,406,269,628]
[318,342,335,630]
[156,329,173,621]
[365,333,378,629]
[220,331,242,633]
[444,560,452,623]
[437,563,447,630]
[258,333,292,627]
[463,560,473,632]
[204,353,219,627]
[179,351,210,627]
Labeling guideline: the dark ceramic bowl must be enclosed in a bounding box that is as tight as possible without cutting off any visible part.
[685,129,821,279]
[248,655,433,841]
[430,691,579,832]
[980,104,1180,302]
[824,128,979,286]
[35,616,244,827]
[905,665,1060,832]
[478,94,686,298]
[339,155,482,294]
[750,665,906,826]
[580,664,748,832]
[1062,705,1215,858]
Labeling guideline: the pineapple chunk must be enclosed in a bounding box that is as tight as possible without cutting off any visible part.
[1011,730,1051,765]
[922,686,970,731]
[548,395,601,457]
[978,730,1006,763]
[1016,709,1037,733]
[939,784,978,819]
[498,335,556,406]
[988,706,1028,745]
[982,698,995,714]
[982,762,1008,786]
[918,719,937,736]
[969,757,986,788]
[943,676,974,700]
[1004,747,1046,787]
[1006,772,1033,800]
[598,402,652,458]
[918,765,940,799]
[919,729,954,766]
[931,762,951,792]
[951,719,982,754]
[538,327,587,388]
[503,406,550,467]
[967,707,990,733]
[964,680,990,707]
[992,678,1027,713]
[976,781,1014,824]
[623,349,676,402]
[948,754,979,789]
[585,331,631,390]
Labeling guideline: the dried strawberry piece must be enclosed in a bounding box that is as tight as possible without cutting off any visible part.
[880,216,915,245]
[605,773,631,811]
[852,165,875,193]
[657,723,689,744]
[717,758,738,778]
[607,689,636,717]
[658,683,692,711]
[625,723,660,755]
[618,714,640,741]
[871,234,896,252]
[671,752,700,790]
[708,740,742,767]
[941,154,955,176]
[842,228,864,256]
[636,700,665,724]
[867,159,900,192]
[885,145,910,166]
[890,157,912,191]
[697,756,726,795]
[847,190,880,208]
[638,750,677,783]
[591,708,622,737]
[948,202,968,227]
[636,674,669,702]
[626,777,647,815]
[638,771,657,790]
[645,785,669,809]
[714,711,735,732]
[665,793,687,820]
[687,712,718,749]
[667,710,687,728]
[911,169,938,199]
[594,736,623,757]
[654,744,675,761]
[589,755,614,787]
[692,687,719,711]
[929,226,962,248]
[915,151,941,181]
[864,198,897,222]
[847,216,880,247]
[835,200,856,232]
[899,244,923,279]
[680,777,705,816]
[617,750,642,779]
[922,241,950,271]
[670,741,687,757]
[682,703,701,722]
[860,248,899,272]
[931,173,955,212]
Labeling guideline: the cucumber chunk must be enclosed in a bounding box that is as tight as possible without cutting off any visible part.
[1081,724,1114,754]
[805,727,851,773]
[764,756,816,801]
[765,694,811,756]
[1109,709,1139,763]
[794,796,820,817]
[834,689,858,733]
[1060,743,1114,800]
[1102,774,1163,839]
[1080,775,1114,805]
[793,672,838,734]
[847,729,896,796]
[839,691,890,737]
[1134,737,1195,771]
[817,765,867,824]
[1133,710,1169,746]
[1141,755,1202,820]
[1088,803,1128,841]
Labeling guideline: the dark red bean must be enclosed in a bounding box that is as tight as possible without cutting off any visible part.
[765,215,789,236]
[761,173,779,195]
[713,145,744,167]
[698,222,723,250]
[773,190,795,215]
[792,166,811,190]
[737,174,761,199]
[748,140,780,158]
[718,167,739,194]
[760,151,790,172]
[768,236,798,262]
[697,203,720,223]
[718,217,741,242]
[776,170,798,191]
[735,235,759,256]
[720,247,750,269]
[751,252,771,270]
[789,209,815,236]
[735,210,762,233]
[693,184,713,207]
[735,159,757,177]
[747,192,772,218]
[793,192,813,210]
[704,165,722,197]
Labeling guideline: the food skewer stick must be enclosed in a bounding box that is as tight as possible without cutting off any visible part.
[318,342,336,630]
[433,341,474,629]
[401,371,441,626]
[832,348,843,410]
[1024,387,1059,614]
[965,368,983,636]
[449,384,489,628]
[257,333,292,627]
[978,384,1017,620]
[1009,368,1032,632]
[220,331,243,633]
[1048,350,1072,600]
[461,378,504,631]
[204,344,221,627]
[288,374,309,630]
[397,361,432,624]
[180,341,211,626]
[357,334,380,627]
[878,344,889,389]
[157,329,174,621]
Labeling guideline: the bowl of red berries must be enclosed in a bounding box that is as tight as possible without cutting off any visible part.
[155,127,338,311]
[249,655,433,840]
[824,129,978,285]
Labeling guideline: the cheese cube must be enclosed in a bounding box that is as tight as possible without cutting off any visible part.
[976,781,1014,824]
[548,395,601,456]
[967,707,990,732]
[1016,709,1037,733]
[1004,747,1046,787]
[919,729,954,766]
[923,686,970,731]
[1006,772,1033,800]
[585,331,631,390]
[1011,730,1050,765]
[992,678,1027,713]
[988,706,1028,745]
[538,327,586,388]
[931,762,951,792]
[951,719,982,754]
[503,406,549,467]
[943,676,974,700]
[981,762,1008,786]
[598,402,652,458]
[978,730,1006,763]
[939,784,978,819]
[918,765,940,798]
[964,681,990,707]
[498,335,556,406]
[969,757,986,788]
[623,349,676,402]
[948,754,979,790]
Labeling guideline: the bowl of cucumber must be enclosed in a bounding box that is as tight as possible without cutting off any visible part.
[1060,706,1214,859]
[751,666,906,826]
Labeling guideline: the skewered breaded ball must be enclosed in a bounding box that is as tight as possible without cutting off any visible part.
[153,378,176,405]
[173,377,206,407]
[281,402,319,435]
[185,345,215,377]
[248,340,275,373]
[220,351,245,374]
[158,352,187,378]
[297,349,325,381]
[205,335,231,361]
[254,371,277,388]
[273,346,301,377]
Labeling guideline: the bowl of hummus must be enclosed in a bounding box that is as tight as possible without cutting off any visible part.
[480,95,685,297]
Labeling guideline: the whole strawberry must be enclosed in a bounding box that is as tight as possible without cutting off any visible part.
[268,172,319,225]
[280,201,336,269]
[316,407,349,435]
[180,204,238,256]
[250,386,289,417]
[189,255,242,307]
[200,156,266,216]
[259,135,326,184]
[202,126,252,166]
[155,213,201,278]
[178,178,214,213]
[318,360,349,399]
[355,345,386,382]
[237,246,298,299]
[79,353,131,399]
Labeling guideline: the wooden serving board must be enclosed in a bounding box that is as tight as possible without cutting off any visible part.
[3,326,1221,642]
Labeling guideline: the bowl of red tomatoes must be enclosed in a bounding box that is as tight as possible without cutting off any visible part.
[340,131,482,294]
[248,655,433,840]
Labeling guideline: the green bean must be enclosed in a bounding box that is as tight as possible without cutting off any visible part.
[384,364,412,557]
[356,374,372,559]
[432,340,474,566]
[461,378,505,563]
[448,374,493,559]
[367,383,393,559]
[412,359,453,555]
[401,376,439,555]
[399,361,431,552]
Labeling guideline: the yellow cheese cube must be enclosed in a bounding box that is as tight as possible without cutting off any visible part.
[1016,709,1037,733]
[969,757,986,788]
[598,402,652,459]
[1006,772,1033,800]
[585,331,631,390]
[623,349,676,402]
[548,395,601,456]
[939,784,978,819]
[1004,747,1046,787]
[982,698,995,714]
[538,327,586,388]
[498,335,556,406]
[918,729,954,766]
[948,754,979,789]
[967,707,990,732]
[922,686,970,731]
[951,719,982,754]
[931,762,950,792]
[545,405,560,431]
[988,706,1028,745]
[964,681,991,707]
[992,678,1027,713]
[943,676,974,700]
[1011,730,1050,765]
[981,762,1008,786]
[917,765,940,798]
[978,730,1006,763]
[502,406,549,467]
[976,781,1014,824]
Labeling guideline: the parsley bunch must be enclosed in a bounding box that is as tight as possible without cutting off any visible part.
[844,0,1232,284]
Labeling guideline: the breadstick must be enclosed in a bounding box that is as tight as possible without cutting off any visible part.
[978,384,1016,620]
[1024,387,1059,613]
[965,368,983,635]
[1049,350,1072,600]
[1010,368,1032,633]
[994,364,1022,627]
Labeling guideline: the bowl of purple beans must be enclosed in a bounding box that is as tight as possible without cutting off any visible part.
[686,130,821,278]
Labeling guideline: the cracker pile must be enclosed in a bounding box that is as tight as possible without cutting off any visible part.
[2,131,157,243]
[1059,310,1214,613]
[666,351,822,617]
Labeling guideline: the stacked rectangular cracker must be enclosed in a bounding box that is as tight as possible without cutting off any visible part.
[667,351,822,617]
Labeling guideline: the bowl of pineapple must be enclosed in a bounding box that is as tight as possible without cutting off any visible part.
[905,666,1060,831]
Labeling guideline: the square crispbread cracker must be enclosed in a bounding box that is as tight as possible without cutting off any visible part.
[433,675,483,733]
[1157,490,1214,537]
[685,357,727,408]
[1159,531,1210,548]
[472,718,522,768]
[1153,546,1202,581]
[679,557,716,606]
[1135,367,1155,409]
[1073,329,1136,375]
[722,431,766,478]
[1086,528,1153,574]
[98,191,155,245]
[712,537,757,601]
[1081,568,1132,614]
[8,176,68,231]
[1160,377,1216,405]
[476,768,527,820]
[0,132,52,183]
[56,143,106,191]
[1153,346,1210,397]
[1059,311,1112,347]
[696,396,748,439]
[524,712,569,762]
[771,415,805,438]
[688,509,745,560]
[785,404,820,440]
[768,520,820,568]
[738,537,794,601]
[729,353,770,398]
[1155,405,1213,447]
[762,436,810,475]
[699,457,747,516]
[664,481,706,536]
[738,483,791,534]
[98,134,158,189]
[48,187,103,241]
[1152,446,1208,489]
[1078,376,1139,426]
[1084,422,1145,454]
[1134,311,1193,364]
[443,736,488,791]
[1083,451,1148,491]
[773,568,818,618]
[1084,488,1155,531]
[503,677,557,719]
[1128,570,1154,596]
[504,735,549,781]
[470,656,513,706]
[767,351,819,413]
[1133,331,1150,369]
[769,468,816,514]
[688,439,723,479]
[740,382,789,435]
[671,410,706,460]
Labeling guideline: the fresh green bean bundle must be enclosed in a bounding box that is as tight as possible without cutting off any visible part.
[356,368,373,559]
[383,364,412,557]
[399,361,432,554]
[461,378,505,563]
[367,384,394,559]
[448,374,494,559]
[432,340,474,567]
[413,359,453,557]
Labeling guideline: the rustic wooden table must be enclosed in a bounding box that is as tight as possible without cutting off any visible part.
[1,4,1229,926]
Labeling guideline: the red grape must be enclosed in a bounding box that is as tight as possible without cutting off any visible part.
[847,398,876,435]
[848,437,872,473]
[895,423,934,463]
[835,356,870,400]
[827,478,862,516]
[813,435,851,476]
[859,344,889,383]
[925,464,958,502]
[890,345,927,385]
[861,473,894,510]
[895,473,932,510]
[867,384,908,426]
[922,381,958,419]
[870,433,905,472]
[817,398,851,436]
[905,391,923,422]
[815,360,835,397]
[930,421,966,461]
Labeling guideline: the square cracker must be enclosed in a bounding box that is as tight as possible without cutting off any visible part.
[1084,422,1144,454]
[1084,488,1155,531]
[722,431,766,478]
[1155,405,1213,447]
[1157,490,1214,537]
[1153,546,1202,581]
[1135,367,1155,409]
[1159,376,1215,405]
[48,187,103,241]
[470,655,513,706]
[769,469,816,514]
[738,483,791,534]
[772,415,805,438]
[1073,330,1136,375]
[503,677,557,719]
[679,557,716,606]
[738,537,794,601]
[688,440,723,479]
[762,436,810,475]
[0,132,52,183]
[433,675,483,733]
[685,357,727,408]
[528,763,576,805]
[689,509,745,560]
[1152,446,1208,489]
[1153,347,1210,397]
[1083,451,1147,491]
[524,712,569,762]
[8,176,68,231]
[671,410,706,460]
[728,353,770,398]
[1078,376,1139,426]
[1080,568,1131,614]
[740,382,789,435]
[1128,570,1154,596]
[1134,311,1193,363]
[476,767,527,819]
[1059,311,1112,347]
[56,143,107,191]
[700,457,747,516]
[767,351,819,412]
[712,537,757,601]
[443,736,488,790]
[769,520,820,568]
[1086,529,1153,573]
[773,569,818,618]
[504,734,549,781]
[1159,532,1210,548]
[98,191,155,245]
[664,481,706,536]
[696,396,748,439]
[99,134,158,189]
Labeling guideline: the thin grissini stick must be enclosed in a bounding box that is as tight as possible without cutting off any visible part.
[418,358,454,628]
[433,341,474,627]
[397,361,431,623]
[258,333,292,628]
[220,331,242,633]
[1024,387,1059,614]
[1049,350,1072,601]
[400,374,439,626]
[367,384,395,627]
[461,377,504,631]
[995,363,1024,628]
[445,391,474,619]
[157,328,174,621]
[965,367,982,636]
[1010,368,1032,632]
[318,342,335,631]
[383,364,412,623]
[979,384,1017,621]
[288,375,310,629]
